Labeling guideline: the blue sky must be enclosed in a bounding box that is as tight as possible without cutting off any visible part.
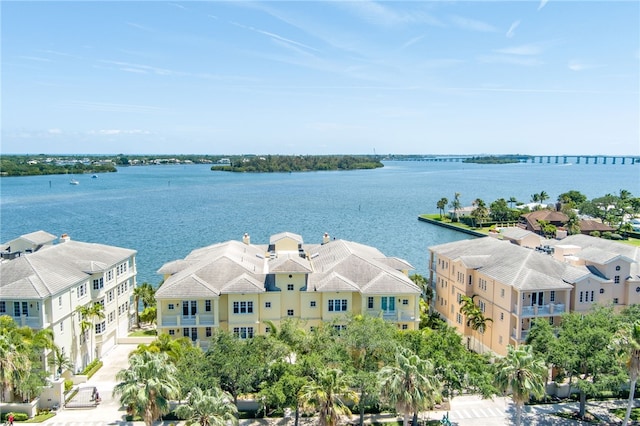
[2,1,639,155]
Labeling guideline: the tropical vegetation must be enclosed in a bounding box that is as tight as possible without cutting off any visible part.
[211,155,383,173]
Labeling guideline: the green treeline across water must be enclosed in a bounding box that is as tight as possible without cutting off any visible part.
[211,155,383,172]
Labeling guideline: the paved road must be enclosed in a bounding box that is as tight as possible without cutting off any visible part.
[42,344,631,425]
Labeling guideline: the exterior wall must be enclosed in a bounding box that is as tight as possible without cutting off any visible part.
[276,273,306,319]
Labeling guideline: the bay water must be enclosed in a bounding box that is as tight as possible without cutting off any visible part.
[1,161,638,285]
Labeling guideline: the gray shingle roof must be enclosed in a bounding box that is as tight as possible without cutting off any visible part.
[0,239,136,299]
[156,234,420,299]
[430,237,582,291]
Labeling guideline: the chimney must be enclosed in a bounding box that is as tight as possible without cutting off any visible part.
[242,233,251,245]
[322,232,330,244]
[60,233,71,243]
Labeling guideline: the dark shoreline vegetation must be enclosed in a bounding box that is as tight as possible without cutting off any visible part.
[210,155,383,172]
[0,154,382,177]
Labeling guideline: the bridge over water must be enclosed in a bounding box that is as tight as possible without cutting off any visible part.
[394,155,640,165]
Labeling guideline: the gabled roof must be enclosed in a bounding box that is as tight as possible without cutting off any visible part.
[156,233,420,299]
[270,232,303,244]
[430,237,583,291]
[0,239,136,299]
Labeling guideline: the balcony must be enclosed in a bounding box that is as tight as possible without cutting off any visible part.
[14,315,42,328]
[160,314,217,327]
[369,310,416,322]
[511,328,529,341]
[516,303,566,317]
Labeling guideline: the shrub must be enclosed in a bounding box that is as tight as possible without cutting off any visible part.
[64,379,73,392]
[2,412,29,421]
[81,360,103,378]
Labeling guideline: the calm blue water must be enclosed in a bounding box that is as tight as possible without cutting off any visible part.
[1,161,638,285]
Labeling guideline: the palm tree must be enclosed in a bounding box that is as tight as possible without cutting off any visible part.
[436,198,448,219]
[530,193,540,203]
[299,368,358,426]
[614,321,640,426]
[133,285,146,328]
[449,193,461,222]
[565,211,581,235]
[175,386,238,426]
[50,345,74,378]
[459,295,492,353]
[113,351,180,426]
[470,198,489,228]
[130,334,191,364]
[379,350,441,426]
[539,191,549,205]
[76,302,105,364]
[494,345,547,426]
[508,196,518,208]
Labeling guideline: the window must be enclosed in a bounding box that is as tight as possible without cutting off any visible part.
[205,300,211,312]
[456,313,462,324]
[265,302,271,308]
[367,297,374,309]
[206,327,212,337]
[402,324,408,330]
[614,298,619,304]
[233,327,254,339]
[310,301,316,307]
[60,322,64,333]
[579,291,583,303]
[479,300,486,313]
[468,275,472,285]
[287,309,294,316]
[500,312,504,321]
[550,291,555,302]
[328,299,347,312]
[21,302,28,316]
[600,288,605,294]
[402,299,409,305]
[615,276,620,284]
[107,290,114,303]
[169,330,175,336]
[233,301,253,314]
[616,265,621,271]
[590,291,594,302]
[95,321,106,334]
[106,270,113,281]
[0,301,4,314]
[183,328,189,337]
[108,311,115,323]
[549,317,554,325]
[59,296,62,307]
[501,288,505,298]
[168,304,175,310]
[93,278,104,290]
[77,283,87,298]
[287,284,294,291]
[333,325,347,332]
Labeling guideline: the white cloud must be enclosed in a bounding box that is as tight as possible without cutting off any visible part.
[48,128,63,134]
[538,0,549,11]
[506,20,520,38]
[495,43,544,56]
[126,22,154,32]
[568,60,604,71]
[336,1,442,28]
[19,56,52,62]
[450,15,498,33]
[402,34,426,49]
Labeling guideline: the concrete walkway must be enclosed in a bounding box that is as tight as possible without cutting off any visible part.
[41,343,636,425]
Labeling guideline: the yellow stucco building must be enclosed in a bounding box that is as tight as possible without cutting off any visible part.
[155,232,421,347]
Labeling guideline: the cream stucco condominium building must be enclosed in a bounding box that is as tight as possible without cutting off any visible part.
[0,231,137,374]
[155,232,421,347]
[429,235,640,356]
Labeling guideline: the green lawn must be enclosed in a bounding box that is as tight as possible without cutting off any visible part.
[128,329,156,337]
[23,412,56,423]
[611,407,640,421]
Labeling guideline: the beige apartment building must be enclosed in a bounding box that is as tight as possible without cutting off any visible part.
[155,232,421,348]
[429,234,640,356]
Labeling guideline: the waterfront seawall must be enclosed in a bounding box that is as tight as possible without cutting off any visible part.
[418,216,487,238]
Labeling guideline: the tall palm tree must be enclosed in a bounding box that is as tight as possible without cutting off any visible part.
[614,321,640,426]
[539,191,549,205]
[175,386,238,426]
[436,198,448,219]
[113,351,181,426]
[299,368,358,426]
[76,302,105,364]
[379,350,441,426]
[494,345,547,426]
[470,198,489,228]
[49,345,74,377]
[449,193,461,222]
[508,196,518,208]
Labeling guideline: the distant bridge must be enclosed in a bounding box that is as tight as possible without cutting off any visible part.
[390,155,640,165]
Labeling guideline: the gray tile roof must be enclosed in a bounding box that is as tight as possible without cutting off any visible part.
[0,239,136,299]
[156,234,420,299]
[270,232,303,244]
[430,237,582,291]
[20,230,57,246]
